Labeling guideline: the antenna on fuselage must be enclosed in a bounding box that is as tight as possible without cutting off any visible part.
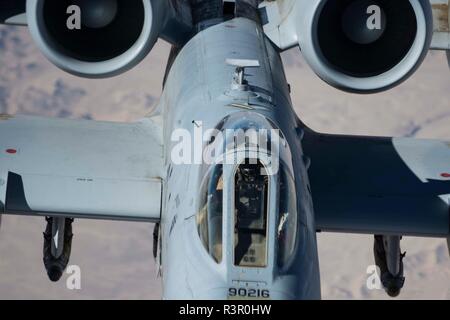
[226,58,260,91]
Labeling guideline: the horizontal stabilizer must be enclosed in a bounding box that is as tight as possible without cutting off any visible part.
[431,0,450,50]
[0,0,26,25]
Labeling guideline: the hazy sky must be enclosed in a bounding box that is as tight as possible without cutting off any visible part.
[0,25,449,299]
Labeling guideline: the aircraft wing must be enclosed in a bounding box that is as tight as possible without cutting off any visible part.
[0,115,163,222]
[302,128,450,237]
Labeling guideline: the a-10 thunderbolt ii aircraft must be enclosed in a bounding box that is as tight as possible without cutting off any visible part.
[0,0,449,299]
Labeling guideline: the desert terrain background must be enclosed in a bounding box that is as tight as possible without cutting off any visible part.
[0,25,449,299]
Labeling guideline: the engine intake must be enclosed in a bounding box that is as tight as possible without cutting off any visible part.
[298,0,433,93]
[26,0,166,78]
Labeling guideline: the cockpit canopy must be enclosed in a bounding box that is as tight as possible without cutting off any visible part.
[197,164,224,263]
[234,160,269,267]
[196,113,298,270]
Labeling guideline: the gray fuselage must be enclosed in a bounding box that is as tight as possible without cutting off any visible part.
[157,17,321,299]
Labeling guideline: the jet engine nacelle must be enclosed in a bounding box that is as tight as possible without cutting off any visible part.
[26,0,189,78]
[261,0,434,93]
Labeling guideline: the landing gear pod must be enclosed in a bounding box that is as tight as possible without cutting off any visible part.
[43,217,74,282]
[26,0,167,78]
[373,235,406,297]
